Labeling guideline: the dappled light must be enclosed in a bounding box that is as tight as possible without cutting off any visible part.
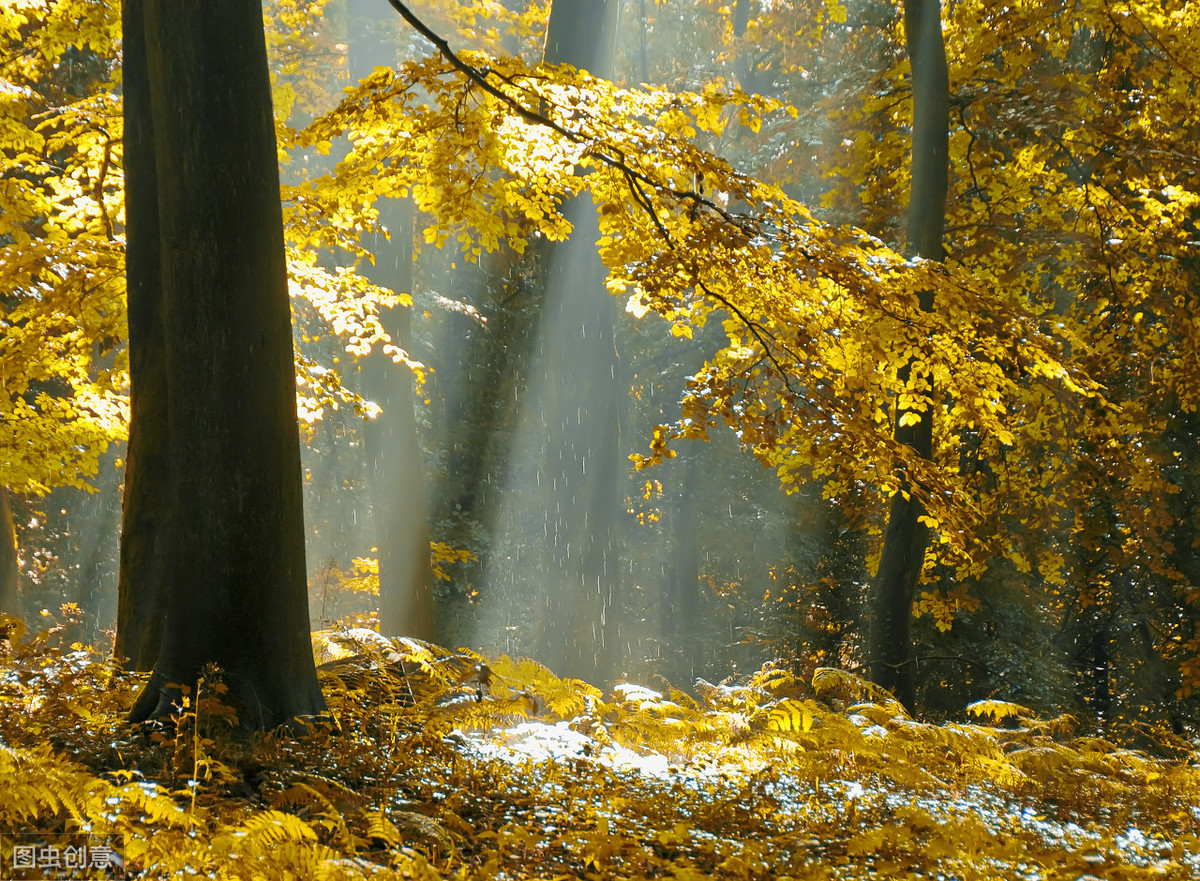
[1,0,1199,875]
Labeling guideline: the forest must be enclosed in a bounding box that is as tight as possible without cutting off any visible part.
[0,0,1198,877]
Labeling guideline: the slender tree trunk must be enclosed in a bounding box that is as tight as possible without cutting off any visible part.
[866,0,948,711]
[363,203,435,639]
[427,243,547,654]
[539,202,623,681]
[663,451,700,674]
[114,0,169,670]
[1089,622,1111,721]
[637,0,648,84]
[123,0,325,728]
[732,0,764,94]
[347,0,435,639]
[0,488,19,618]
[76,451,121,641]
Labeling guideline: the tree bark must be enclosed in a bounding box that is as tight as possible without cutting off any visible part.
[347,0,435,640]
[114,0,169,670]
[123,0,326,728]
[866,0,948,711]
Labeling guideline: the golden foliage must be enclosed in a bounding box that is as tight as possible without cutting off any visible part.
[0,621,1196,878]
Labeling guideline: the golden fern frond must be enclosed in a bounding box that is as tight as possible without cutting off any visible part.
[933,723,1006,763]
[966,699,1031,725]
[845,703,897,726]
[219,837,340,879]
[666,687,702,712]
[970,754,1029,788]
[1071,735,1118,754]
[489,655,602,719]
[552,677,603,704]
[0,744,92,823]
[391,809,455,857]
[1007,743,1075,783]
[749,667,801,696]
[105,780,196,830]
[761,698,820,733]
[812,667,907,715]
[397,638,464,687]
[434,694,530,731]
[1027,712,1077,740]
[364,808,402,848]
[272,776,369,817]
[0,780,61,822]
[316,855,429,880]
[314,852,441,881]
[271,781,338,816]
[491,655,556,688]
[240,809,320,847]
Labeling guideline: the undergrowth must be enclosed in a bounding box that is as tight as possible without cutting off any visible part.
[0,614,1196,879]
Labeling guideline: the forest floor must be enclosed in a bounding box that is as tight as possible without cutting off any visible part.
[0,622,1196,880]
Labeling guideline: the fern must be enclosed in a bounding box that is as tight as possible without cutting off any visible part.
[812,666,909,716]
[761,698,820,733]
[2,625,1194,880]
[486,655,603,720]
[0,743,87,824]
[966,698,1031,725]
[364,808,402,848]
[233,809,319,847]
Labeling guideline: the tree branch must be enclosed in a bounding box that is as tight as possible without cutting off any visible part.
[382,0,799,390]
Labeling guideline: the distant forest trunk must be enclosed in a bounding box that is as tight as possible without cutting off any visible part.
[732,0,769,94]
[0,489,18,617]
[347,0,435,640]
[866,0,948,711]
[74,454,121,642]
[429,244,539,646]
[537,0,623,682]
[121,0,326,727]
[662,450,701,673]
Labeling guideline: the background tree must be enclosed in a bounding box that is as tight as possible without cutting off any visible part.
[866,0,948,709]
[530,0,623,681]
[120,0,325,727]
[0,490,18,616]
[346,0,436,640]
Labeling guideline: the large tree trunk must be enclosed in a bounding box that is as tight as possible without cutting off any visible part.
[347,0,435,640]
[866,0,948,711]
[123,0,326,728]
[113,0,169,670]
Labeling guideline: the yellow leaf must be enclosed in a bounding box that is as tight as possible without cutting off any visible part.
[670,323,693,339]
